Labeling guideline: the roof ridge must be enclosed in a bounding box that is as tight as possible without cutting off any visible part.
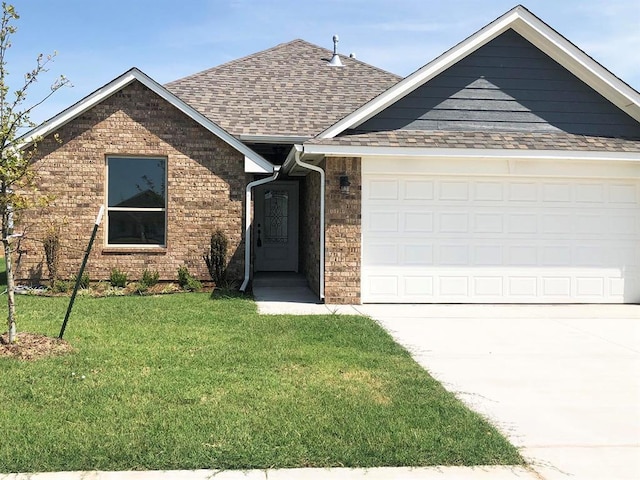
[343,52,402,79]
[166,39,328,86]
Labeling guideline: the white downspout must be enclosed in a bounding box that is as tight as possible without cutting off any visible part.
[239,166,280,292]
[293,147,325,301]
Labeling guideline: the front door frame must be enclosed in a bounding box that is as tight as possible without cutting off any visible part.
[254,180,299,272]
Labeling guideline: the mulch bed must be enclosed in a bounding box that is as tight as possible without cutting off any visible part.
[0,332,73,360]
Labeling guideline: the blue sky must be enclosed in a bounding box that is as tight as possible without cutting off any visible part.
[8,0,640,125]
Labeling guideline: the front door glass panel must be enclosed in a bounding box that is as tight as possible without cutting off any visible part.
[264,190,288,244]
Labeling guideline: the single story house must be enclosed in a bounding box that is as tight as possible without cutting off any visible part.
[17,5,640,304]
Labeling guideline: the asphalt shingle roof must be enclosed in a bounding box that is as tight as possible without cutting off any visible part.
[305,130,640,152]
[166,39,401,138]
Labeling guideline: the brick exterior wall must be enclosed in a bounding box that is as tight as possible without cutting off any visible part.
[16,81,249,285]
[299,169,321,297]
[324,157,361,304]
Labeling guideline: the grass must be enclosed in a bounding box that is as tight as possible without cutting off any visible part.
[0,266,523,473]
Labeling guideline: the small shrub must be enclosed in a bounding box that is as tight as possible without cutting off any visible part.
[51,280,72,293]
[110,268,128,288]
[136,269,160,294]
[140,269,159,288]
[43,221,65,285]
[72,272,90,289]
[177,266,202,292]
[204,229,228,285]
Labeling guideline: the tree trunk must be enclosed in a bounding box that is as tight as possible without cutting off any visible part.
[2,212,16,343]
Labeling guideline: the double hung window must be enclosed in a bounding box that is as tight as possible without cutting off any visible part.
[107,156,167,246]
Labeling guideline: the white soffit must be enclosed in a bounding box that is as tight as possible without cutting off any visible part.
[18,68,274,174]
[318,6,640,139]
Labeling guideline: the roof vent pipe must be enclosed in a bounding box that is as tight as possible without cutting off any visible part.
[328,34,343,67]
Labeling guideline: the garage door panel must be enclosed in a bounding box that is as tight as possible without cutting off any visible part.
[541,246,572,266]
[542,277,572,296]
[542,214,573,234]
[405,180,434,200]
[576,183,604,202]
[508,276,538,297]
[368,275,398,297]
[404,244,433,264]
[509,182,538,201]
[439,181,469,200]
[404,276,434,297]
[369,211,398,232]
[439,213,469,232]
[474,276,504,296]
[364,243,398,265]
[438,244,470,265]
[609,183,637,203]
[542,183,572,202]
[576,214,606,234]
[369,180,399,199]
[575,245,607,267]
[609,215,637,235]
[576,277,605,297]
[438,276,469,296]
[507,213,539,234]
[473,245,503,265]
[474,181,504,201]
[474,213,504,233]
[362,174,640,303]
[404,212,433,232]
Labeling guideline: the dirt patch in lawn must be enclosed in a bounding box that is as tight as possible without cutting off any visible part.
[0,332,72,360]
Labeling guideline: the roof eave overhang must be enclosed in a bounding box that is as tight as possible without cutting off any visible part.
[18,68,275,174]
[318,6,640,139]
[300,144,640,162]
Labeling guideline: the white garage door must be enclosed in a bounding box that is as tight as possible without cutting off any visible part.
[362,175,640,303]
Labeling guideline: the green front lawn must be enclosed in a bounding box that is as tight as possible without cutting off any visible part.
[0,274,522,472]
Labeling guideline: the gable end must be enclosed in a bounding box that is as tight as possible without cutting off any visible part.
[354,29,640,138]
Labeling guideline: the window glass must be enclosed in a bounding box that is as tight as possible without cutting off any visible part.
[107,211,166,245]
[107,157,166,246]
[108,157,165,208]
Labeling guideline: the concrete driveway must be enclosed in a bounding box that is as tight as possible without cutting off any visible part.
[355,304,640,480]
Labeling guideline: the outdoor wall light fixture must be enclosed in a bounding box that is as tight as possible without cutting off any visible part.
[339,174,351,194]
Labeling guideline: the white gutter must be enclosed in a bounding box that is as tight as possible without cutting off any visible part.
[300,145,640,162]
[239,166,281,292]
[292,145,325,301]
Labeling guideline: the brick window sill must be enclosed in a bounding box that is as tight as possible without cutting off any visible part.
[101,247,167,255]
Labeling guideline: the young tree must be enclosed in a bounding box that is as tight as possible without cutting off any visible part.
[0,2,69,343]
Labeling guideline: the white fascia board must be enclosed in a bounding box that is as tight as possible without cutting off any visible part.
[18,68,275,174]
[319,6,640,138]
[244,155,273,174]
[300,144,640,163]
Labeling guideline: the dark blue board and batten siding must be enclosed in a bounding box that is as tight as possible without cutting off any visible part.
[354,29,640,138]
